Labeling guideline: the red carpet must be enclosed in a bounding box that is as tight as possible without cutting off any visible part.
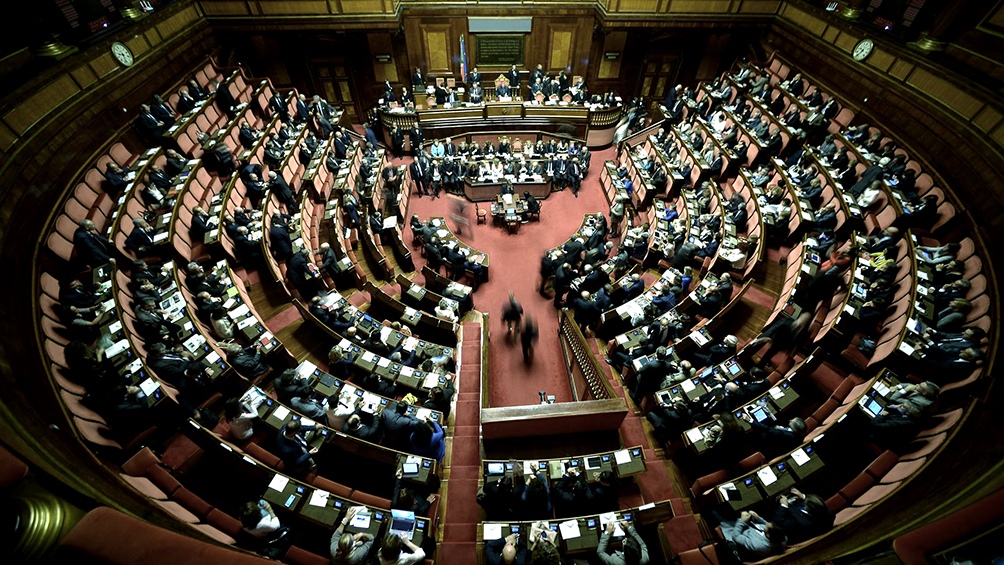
[439,321,484,565]
[263,304,303,334]
[402,150,706,558]
[406,148,617,407]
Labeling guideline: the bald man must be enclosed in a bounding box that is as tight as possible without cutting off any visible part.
[485,533,527,565]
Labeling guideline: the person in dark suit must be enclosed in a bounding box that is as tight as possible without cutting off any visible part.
[150,95,176,128]
[631,346,671,404]
[484,533,527,565]
[294,94,309,124]
[749,418,807,458]
[410,156,428,197]
[73,219,116,267]
[691,334,738,368]
[412,67,425,88]
[286,249,322,301]
[176,87,198,114]
[233,226,262,268]
[267,171,297,211]
[275,419,318,475]
[268,214,294,261]
[385,126,402,160]
[136,104,165,144]
[343,411,383,443]
[507,65,521,94]
[771,490,834,544]
[270,91,290,122]
[125,218,156,257]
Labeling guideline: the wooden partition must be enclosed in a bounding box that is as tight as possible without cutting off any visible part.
[481,399,628,440]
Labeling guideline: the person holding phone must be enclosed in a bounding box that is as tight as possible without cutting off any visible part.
[528,521,560,563]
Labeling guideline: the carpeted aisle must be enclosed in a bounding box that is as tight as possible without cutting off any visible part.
[405,148,617,407]
[439,321,485,564]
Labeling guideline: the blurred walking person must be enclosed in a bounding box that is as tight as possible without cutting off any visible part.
[502,291,523,343]
[521,315,539,363]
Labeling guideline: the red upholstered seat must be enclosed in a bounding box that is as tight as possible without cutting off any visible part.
[59,506,270,564]
[310,475,353,499]
[188,523,237,545]
[837,473,875,505]
[119,474,168,500]
[833,504,869,526]
[880,459,927,484]
[283,545,330,565]
[172,487,214,520]
[863,450,899,480]
[205,508,244,539]
[854,482,901,506]
[900,432,946,461]
[73,416,123,450]
[350,490,391,509]
[918,408,964,439]
[677,546,720,565]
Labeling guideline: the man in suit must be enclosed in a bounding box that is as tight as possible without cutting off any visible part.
[771,491,834,544]
[136,104,165,144]
[390,125,405,159]
[73,219,116,267]
[412,67,425,88]
[213,80,237,119]
[507,65,521,95]
[267,171,297,211]
[176,87,197,114]
[409,125,424,154]
[495,81,511,99]
[631,346,671,404]
[276,419,319,476]
[295,94,309,124]
[484,533,528,565]
[469,84,484,104]
[125,218,156,257]
[750,418,807,458]
[410,155,428,197]
[467,67,482,87]
[691,334,738,368]
[150,95,176,128]
[269,214,294,261]
[287,249,322,301]
[270,91,290,122]
[531,64,547,85]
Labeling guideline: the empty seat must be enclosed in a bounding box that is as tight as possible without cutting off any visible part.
[310,475,353,499]
[853,482,901,506]
[863,450,899,480]
[172,487,214,520]
[349,490,391,510]
[880,459,926,484]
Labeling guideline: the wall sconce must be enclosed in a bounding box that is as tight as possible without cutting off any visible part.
[375,54,392,63]
[604,51,620,60]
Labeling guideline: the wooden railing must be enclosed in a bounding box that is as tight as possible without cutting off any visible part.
[557,308,616,401]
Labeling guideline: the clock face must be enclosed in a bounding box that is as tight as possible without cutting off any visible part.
[111,42,134,67]
[852,39,874,62]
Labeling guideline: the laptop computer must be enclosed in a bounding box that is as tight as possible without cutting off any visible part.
[388,509,416,540]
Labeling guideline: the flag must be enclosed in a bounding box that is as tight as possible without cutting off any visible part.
[459,35,468,81]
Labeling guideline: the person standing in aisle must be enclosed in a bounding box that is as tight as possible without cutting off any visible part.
[521,315,539,364]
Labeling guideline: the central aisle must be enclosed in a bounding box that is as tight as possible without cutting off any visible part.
[404,147,616,407]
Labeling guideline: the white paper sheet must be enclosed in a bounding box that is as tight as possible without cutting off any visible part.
[268,474,289,492]
[558,520,580,540]
[309,490,329,507]
[790,448,810,466]
[614,450,632,465]
[483,523,503,540]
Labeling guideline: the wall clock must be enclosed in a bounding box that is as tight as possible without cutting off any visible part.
[111,41,134,67]
[852,39,874,62]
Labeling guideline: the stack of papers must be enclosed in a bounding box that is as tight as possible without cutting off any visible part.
[614,450,632,465]
[309,490,329,507]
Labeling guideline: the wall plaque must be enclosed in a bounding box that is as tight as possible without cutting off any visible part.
[475,34,525,67]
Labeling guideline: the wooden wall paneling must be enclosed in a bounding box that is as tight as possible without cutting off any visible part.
[368,32,399,84]
[546,24,576,72]
[422,24,454,75]
[597,31,628,80]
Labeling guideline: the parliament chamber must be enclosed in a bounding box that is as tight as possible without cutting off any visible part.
[3,1,1004,564]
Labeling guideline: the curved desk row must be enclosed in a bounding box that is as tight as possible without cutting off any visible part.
[379,103,624,149]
